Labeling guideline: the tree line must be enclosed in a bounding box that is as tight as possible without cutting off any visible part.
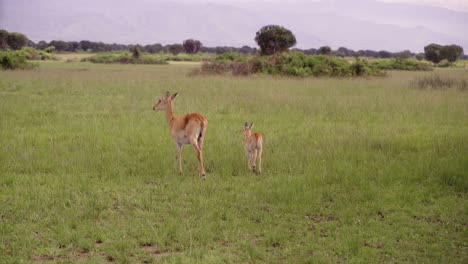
[1,27,465,62]
[253,25,465,62]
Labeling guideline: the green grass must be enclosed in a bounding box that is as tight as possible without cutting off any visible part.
[82,52,214,65]
[1,61,467,263]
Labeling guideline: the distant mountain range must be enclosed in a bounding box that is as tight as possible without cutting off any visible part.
[1,0,467,52]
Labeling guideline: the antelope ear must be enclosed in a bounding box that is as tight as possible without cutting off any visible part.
[171,92,179,100]
[249,122,254,129]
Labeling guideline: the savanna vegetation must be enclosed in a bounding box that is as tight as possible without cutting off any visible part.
[81,52,214,65]
[199,52,384,77]
[1,24,467,263]
[0,58,467,263]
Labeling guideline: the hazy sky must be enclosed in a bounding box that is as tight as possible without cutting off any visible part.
[189,0,468,11]
[379,0,468,11]
[1,0,467,51]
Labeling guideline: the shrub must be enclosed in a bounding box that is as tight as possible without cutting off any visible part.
[371,59,432,71]
[436,59,451,68]
[82,52,167,65]
[44,46,56,53]
[0,50,37,70]
[198,52,384,77]
[22,47,58,60]
[351,58,383,76]
[215,52,243,62]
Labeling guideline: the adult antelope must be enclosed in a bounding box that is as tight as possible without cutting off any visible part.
[243,122,263,175]
[153,92,208,179]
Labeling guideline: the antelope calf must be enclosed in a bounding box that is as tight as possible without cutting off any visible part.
[243,122,263,175]
[153,92,208,179]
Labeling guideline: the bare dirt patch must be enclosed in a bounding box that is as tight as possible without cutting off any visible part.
[141,244,181,259]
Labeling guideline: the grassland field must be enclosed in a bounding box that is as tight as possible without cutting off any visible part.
[0,59,467,263]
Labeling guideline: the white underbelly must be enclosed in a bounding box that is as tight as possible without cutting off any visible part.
[176,135,191,145]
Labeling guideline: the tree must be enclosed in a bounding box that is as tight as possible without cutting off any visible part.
[49,40,69,52]
[394,50,412,59]
[36,40,48,50]
[239,45,255,54]
[336,47,353,57]
[215,46,232,54]
[378,50,392,58]
[255,25,296,55]
[130,46,141,59]
[80,40,92,51]
[424,43,443,63]
[319,46,332,55]
[182,39,202,54]
[303,48,317,55]
[415,53,425,61]
[167,44,183,55]
[6,32,28,50]
[0,29,8,49]
[145,43,163,54]
[440,44,463,62]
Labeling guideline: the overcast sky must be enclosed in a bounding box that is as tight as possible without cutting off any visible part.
[187,0,468,11]
[1,0,467,51]
[379,0,468,11]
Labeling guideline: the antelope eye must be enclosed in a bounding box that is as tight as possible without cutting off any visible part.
[158,99,161,103]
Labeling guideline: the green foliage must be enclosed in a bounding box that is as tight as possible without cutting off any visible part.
[182,39,202,54]
[0,29,8,49]
[255,25,296,55]
[415,53,424,61]
[83,52,167,64]
[131,46,141,59]
[424,43,464,64]
[214,52,244,62]
[319,46,332,55]
[5,32,28,50]
[0,50,37,70]
[167,44,184,55]
[44,45,56,53]
[350,58,382,76]
[22,47,58,60]
[371,58,432,71]
[440,45,464,62]
[165,52,213,62]
[393,50,412,59]
[424,43,443,63]
[200,52,384,77]
[437,59,451,68]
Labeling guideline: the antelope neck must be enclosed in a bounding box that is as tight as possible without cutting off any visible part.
[165,100,175,127]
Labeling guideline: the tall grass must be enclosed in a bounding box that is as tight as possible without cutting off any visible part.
[0,62,467,263]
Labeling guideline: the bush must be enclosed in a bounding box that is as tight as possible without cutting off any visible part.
[351,58,382,76]
[436,59,451,68]
[0,50,37,70]
[371,58,432,71]
[44,46,56,53]
[198,52,384,77]
[165,53,213,62]
[22,47,58,60]
[215,52,243,62]
[82,52,167,65]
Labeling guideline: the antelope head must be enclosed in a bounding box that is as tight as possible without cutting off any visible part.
[153,91,178,111]
[243,122,254,137]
